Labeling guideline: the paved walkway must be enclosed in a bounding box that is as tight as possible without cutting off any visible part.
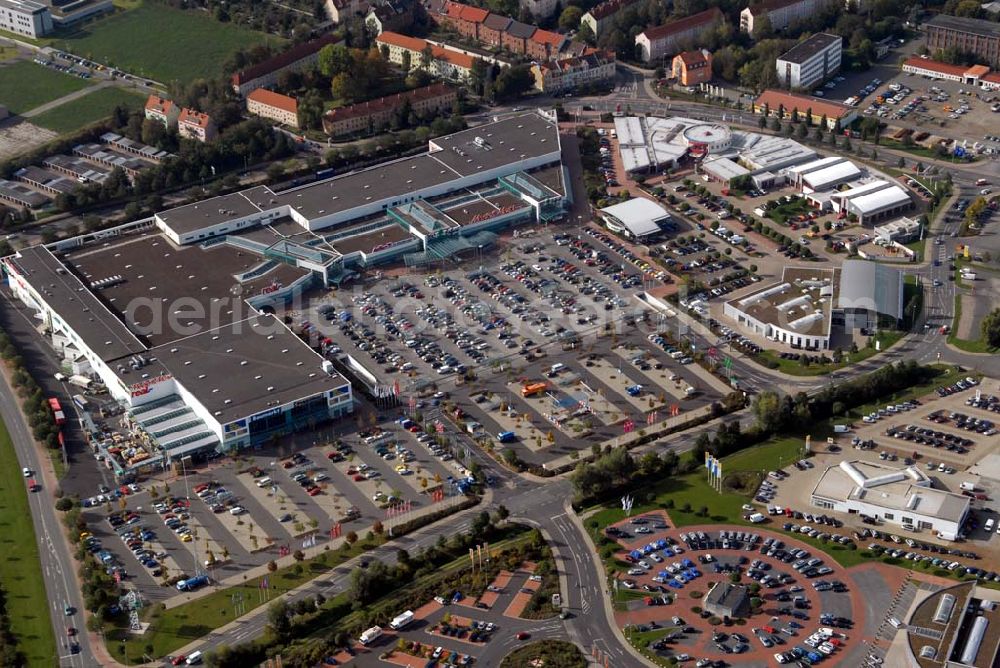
[21,80,111,118]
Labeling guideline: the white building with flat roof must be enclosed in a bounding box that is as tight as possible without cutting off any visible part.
[775,33,842,90]
[0,0,52,37]
[811,460,971,540]
[599,197,671,239]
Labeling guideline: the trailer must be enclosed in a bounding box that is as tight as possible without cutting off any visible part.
[389,610,415,630]
[68,374,93,390]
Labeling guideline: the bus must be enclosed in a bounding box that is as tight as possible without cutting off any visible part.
[72,394,89,411]
[521,382,547,397]
[47,398,66,425]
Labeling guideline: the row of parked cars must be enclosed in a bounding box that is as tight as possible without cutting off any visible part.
[583,226,672,283]
[107,509,162,576]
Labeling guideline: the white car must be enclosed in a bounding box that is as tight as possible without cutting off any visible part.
[22,467,31,478]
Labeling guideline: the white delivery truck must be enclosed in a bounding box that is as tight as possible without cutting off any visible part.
[960,481,977,492]
[68,374,93,390]
[359,626,383,645]
[390,610,415,630]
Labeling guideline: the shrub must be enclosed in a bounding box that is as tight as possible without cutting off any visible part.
[708,616,722,625]
[691,606,702,614]
[690,591,703,599]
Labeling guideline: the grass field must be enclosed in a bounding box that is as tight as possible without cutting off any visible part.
[753,329,905,376]
[0,61,90,114]
[57,1,280,83]
[31,87,145,134]
[0,419,58,667]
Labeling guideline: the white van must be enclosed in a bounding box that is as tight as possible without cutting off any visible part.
[833,425,850,434]
[550,362,566,374]
[986,518,996,533]
[255,477,272,488]
[185,651,203,665]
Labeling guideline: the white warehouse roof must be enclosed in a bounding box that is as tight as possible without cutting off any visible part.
[848,185,911,214]
[802,161,862,191]
[702,156,750,181]
[600,197,670,237]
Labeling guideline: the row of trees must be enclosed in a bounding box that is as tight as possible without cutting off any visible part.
[571,445,687,502]
[0,584,25,668]
[0,329,61,449]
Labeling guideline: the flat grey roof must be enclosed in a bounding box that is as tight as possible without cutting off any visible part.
[157,187,268,235]
[155,113,558,238]
[778,33,842,64]
[151,314,346,424]
[838,259,903,319]
[925,13,1000,38]
[8,246,148,362]
[63,230,309,347]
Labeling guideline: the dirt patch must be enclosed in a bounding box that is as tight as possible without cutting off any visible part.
[956,293,985,340]
[0,118,58,161]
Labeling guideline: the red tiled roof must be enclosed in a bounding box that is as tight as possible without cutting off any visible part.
[459,4,489,22]
[232,33,340,87]
[178,108,212,129]
[145,95,175,115]
[247,89,298,114]
[376,31,427,51]
[675,49,709,66]
[377,32,475,69]
[324,83,454,124]
[444,1,465,18]
[901,56,970,77]
[984,72,1000,84]
[755,89,852,118]
[640,8,722,41]
[531,28,564,47]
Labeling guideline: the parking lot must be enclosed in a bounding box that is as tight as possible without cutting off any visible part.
[603,512,868,667]
[305,226,729,467]
[79,430,472,602]
[758,377,1000,579]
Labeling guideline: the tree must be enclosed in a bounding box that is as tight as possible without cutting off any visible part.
[558,5,583,30]
[419,44,434,70]
[267,600,292,640]
[980,308,1000,348]
[491,64,535,102]
[318,43,354,77]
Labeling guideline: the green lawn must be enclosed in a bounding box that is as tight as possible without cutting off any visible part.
[0,61,90,114]
[56,1,281,83]
[31,87,145,134]
[766,197,812,225]
[753,329,905,377]
[0,419,58,666]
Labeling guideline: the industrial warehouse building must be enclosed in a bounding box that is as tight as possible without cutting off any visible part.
[810,460,971,540]
[2,110,570,475]
[723,260,903,349]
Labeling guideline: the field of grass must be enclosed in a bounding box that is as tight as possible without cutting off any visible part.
[56,1,280,83]
[31,87,144,134]
[948,293,994,354]
[0,419,58,666]
[766,197,812,225]
[0,61,90,114]
[0,46,17,62]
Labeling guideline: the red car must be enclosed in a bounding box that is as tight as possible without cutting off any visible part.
[352,474,365,482]
[326,452,343,462]
[66,627,77,636]
[516,632,530,640]
[308,487,322,496]
[171,656,186,666]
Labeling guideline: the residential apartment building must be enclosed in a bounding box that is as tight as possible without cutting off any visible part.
[365,0,417,35]
[321,83,456,136]
[177,108,218,143]
[480,13,511,46]
[634,8,723,63]
[435,1,568,60]
[924,14,1000,68]
[0,0,52,38]
[144,95,180,130]
[231,33,340,97]
[440,1,489,39]
[519,0,557,20]
[531,49,616,93]
[526,28,565,60]
[740,0,834,35]
[753,89,858,129]
[246,89,299,128]
[775,32,842,89]
[325,0,368,23]
[672,49,713,86]
[376,31,477,83]
[581,0,639,40]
